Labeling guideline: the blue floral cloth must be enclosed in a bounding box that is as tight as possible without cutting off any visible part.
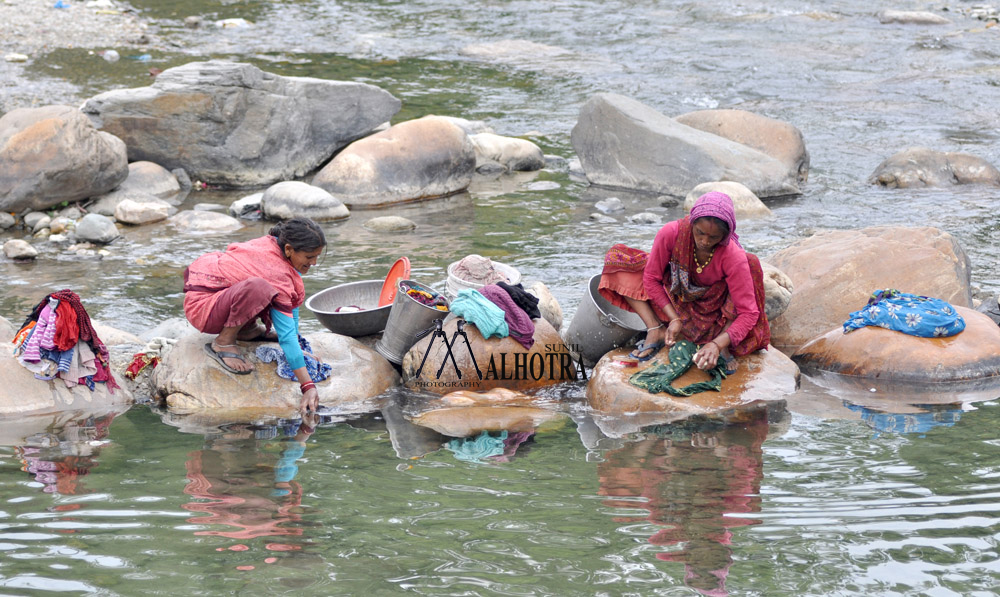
[255,335,332,382]
[843,289,965,338]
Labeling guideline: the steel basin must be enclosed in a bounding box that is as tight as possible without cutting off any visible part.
[305,280,390,337]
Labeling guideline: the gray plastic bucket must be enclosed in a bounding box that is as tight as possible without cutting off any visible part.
[564,274,646,366]
[374,280,449,364]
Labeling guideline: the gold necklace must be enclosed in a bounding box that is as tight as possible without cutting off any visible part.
[693,248,715,274]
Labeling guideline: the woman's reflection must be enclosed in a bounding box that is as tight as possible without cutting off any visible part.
[14,411,117,496]
[182,413,318,555]
[598,417,769,596]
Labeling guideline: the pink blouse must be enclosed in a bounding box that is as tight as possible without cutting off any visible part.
[642,220,760,345]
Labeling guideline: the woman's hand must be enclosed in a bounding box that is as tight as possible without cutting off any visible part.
[693,340,720,370]
[300,386,319,413]
[664,318,683,347]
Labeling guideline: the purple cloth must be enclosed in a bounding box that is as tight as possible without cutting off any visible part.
[478,285,535,349]
[689,191,741,248]
[21,305,55,362]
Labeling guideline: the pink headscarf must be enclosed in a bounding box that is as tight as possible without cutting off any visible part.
[690,191,741,248]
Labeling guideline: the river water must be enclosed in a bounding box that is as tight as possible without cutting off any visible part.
[2,0,1000,594]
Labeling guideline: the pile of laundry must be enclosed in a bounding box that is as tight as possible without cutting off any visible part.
[12,290,119,393]
[448,282,541,349]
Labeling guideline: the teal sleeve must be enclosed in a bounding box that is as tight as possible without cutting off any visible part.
[271,307,306,370]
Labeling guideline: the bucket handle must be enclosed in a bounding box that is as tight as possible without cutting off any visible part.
[599,311,627,329]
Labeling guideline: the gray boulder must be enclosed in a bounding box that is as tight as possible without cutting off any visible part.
[571,93,801,198]
[312,116,476,207]
[0,212,14,229]
[0,105,128,212]
[81,60,401,187]
[260,181,350,221]
[675,109,809,184]
[878,10,950,25]
[74,213,120,244]
[91,161,185,216]
[869,147,1000,188]
[364,216,416,232]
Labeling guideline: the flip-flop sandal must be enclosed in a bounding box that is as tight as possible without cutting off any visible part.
[629,340,665,362]
[204,342,253,375]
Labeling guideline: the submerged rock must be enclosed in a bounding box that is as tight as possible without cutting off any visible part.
[408,388,568,437]
[869,147,1000,188]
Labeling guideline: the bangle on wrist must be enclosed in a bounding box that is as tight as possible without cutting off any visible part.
[669,317,681,324]
[300,381,316,394]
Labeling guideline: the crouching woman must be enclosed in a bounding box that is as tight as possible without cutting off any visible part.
[183,217,326,411]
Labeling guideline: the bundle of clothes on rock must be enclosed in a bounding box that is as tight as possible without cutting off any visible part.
[12,290,119,393]
[448,282,541,349]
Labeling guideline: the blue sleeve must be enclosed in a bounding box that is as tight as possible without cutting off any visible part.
[271,307,305,370]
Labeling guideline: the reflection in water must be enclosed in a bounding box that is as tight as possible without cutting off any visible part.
[845,402,963,436]
[444,430,535,463]
[13,412,117,496]
[182,417,317,555]
[598,419,768,597]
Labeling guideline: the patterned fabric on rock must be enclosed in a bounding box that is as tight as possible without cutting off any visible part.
[843,289,966,337]
[628,339,728,397]
[255,335,332,382]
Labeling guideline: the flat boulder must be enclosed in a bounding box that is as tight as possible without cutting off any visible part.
[768,226,972,351]
[675,109,809,184]
[408,388,568,437]
[469,133,545,172]
[586,345,798,421]
[869,147,1000,188]
[312,116,476,207]
[878,10,950,25]
[793,307,1000,384]
[401,317,579,394]
[571,93,801,198]
[114,198,172,225]
[81,60,401,187]
[260,181,350,221]
[0,105,128,212]
[153,332,400,410]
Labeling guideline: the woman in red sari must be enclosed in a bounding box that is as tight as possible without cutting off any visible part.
[599,192,769,372]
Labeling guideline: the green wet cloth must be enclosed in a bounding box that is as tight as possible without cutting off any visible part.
[446,430,508,462]
[628,339,728,397]
[449,289,509,339]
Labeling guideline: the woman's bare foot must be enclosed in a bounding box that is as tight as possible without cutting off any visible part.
[237,322,278,341]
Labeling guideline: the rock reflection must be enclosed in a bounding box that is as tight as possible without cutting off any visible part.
[6,409,122,496]
[598,417,769,597]
[182,415,319,552]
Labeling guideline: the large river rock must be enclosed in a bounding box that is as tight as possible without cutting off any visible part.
[0,315,133,417]
[0,105,128,212]
[869,147,1000,188]
[312,116,476,207]
[401,317,579,394]
[153,332,399,410]
[586,345,799,422]
[768,226,972,352]
[792,307,1000,385]
[81,60,401,187]
[571,93,801,198]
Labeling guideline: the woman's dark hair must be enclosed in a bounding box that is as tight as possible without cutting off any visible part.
[269,217,326,252]
[691,215,730,236]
